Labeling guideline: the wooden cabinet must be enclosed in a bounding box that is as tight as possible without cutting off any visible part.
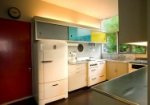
[118,0,147,43]
[68,63,87,92]
[34,21,68,40]
[106,61,128,80]
[88,60,106,86]
[68,26,91,41]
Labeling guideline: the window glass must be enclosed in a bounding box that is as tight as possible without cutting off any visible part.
[102,33,117,53]
[131,45,146,54]
[118,44,131,54]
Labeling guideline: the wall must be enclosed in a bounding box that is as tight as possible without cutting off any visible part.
[0,0,100,28]
[68,42,101,60]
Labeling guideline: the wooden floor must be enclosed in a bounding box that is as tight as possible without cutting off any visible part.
[9,87,128,105]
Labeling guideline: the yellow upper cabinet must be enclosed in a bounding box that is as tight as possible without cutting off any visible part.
[91,31,106,43]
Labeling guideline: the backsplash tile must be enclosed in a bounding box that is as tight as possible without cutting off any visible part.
[68,42,102,59]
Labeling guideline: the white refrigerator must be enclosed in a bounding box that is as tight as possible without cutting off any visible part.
[32,40,68,105]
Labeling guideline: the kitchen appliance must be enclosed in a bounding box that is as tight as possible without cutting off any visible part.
[128,62,147,73]
[68,51,77,63]
[87,60,106,86]
[32,40,68,105]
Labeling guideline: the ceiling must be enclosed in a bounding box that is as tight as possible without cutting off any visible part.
[42,0,118,19]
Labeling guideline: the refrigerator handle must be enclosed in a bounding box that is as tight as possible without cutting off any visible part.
[42,60,53,63]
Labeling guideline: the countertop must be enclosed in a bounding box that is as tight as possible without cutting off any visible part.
[68,59,148,65]
[68,59,106,65]
[68,60,88,65]
[92,67,147,105]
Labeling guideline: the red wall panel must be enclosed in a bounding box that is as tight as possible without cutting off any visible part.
[0,18,32,104]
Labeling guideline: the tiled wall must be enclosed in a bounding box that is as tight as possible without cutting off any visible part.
[68,42,102,59]
[102,53,147,60]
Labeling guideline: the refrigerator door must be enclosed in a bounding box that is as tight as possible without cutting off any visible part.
[40,40,68,83]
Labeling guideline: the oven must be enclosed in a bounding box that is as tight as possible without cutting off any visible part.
[128,63,147,73]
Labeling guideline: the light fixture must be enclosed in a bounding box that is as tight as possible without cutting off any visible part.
[127,42,147,46]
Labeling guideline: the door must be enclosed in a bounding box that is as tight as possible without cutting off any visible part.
[41,40,68,82]
[0,18,32,104]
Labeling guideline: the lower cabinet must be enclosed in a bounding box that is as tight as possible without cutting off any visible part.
[68,63,87,92]
[106,61,128,80]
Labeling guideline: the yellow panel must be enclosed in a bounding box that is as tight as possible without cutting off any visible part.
[91,31,106,43]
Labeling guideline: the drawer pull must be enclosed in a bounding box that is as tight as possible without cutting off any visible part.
[100,75,104,77]
[42,60,53,63]
[52,84,58,86]
[92,78,96,80]
[91,69,96,72]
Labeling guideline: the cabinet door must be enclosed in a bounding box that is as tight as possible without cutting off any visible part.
[35,21,68,40]
[106,61,117,80]
[68,27,91,41]
[116,62,128,77]
[118,0,147,43]
[68,64,87,91]
[91,31,106,43]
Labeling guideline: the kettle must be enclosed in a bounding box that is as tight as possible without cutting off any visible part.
[69,52,77,63]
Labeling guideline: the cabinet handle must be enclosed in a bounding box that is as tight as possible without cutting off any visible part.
[42,60,53,63]
[100,75,104,77]
[92,77,96,80]
[52,84,58,86]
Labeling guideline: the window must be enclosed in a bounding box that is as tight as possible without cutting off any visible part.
[118,44,131,54]
[102,33,117,54]
[131,45,146,54]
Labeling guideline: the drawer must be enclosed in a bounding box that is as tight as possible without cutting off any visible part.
[88,74,106,86]
[69,68,86,76]
[69,63,87,73]
[44,79,68,99]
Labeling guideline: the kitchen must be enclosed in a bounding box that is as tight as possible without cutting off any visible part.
[0,0,149,105]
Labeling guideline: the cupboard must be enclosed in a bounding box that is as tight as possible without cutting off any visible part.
[106,61,128,80]
[68,63,87,91]
[68,27,91,41]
